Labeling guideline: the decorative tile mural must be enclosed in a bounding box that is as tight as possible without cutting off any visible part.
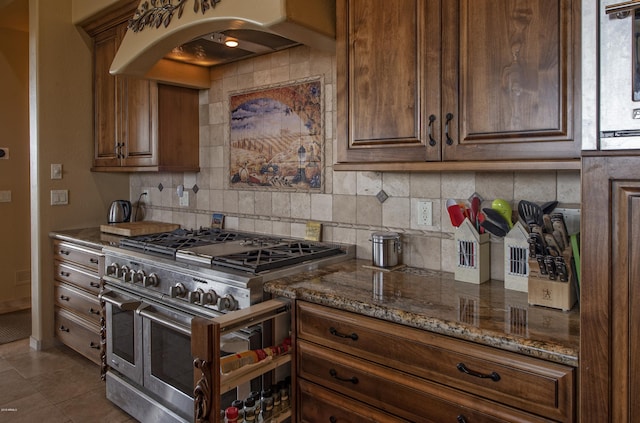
[229,78,323,191]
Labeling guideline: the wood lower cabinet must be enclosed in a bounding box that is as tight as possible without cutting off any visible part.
[53,240,103,365]
[336,0,580,168]
[84,4,200,173]
[580,155,640,422]
[296,301,576,422]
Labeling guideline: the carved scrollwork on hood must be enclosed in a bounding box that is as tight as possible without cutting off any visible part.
[129,0,223,33]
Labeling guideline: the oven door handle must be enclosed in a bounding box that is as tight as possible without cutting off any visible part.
[137,304,191,336]
[99,289,141,311]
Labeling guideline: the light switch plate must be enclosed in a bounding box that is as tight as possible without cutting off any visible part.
[51,164,62,179]
[0,190,11,202]
[50,189,68,205]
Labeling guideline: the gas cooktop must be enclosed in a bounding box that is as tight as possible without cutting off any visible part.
[119,228,348,275]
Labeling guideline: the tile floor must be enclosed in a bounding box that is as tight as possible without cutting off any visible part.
[0,338,136,423]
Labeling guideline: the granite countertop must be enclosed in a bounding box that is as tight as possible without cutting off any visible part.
[265,259,579,367]
[50,227,123,250]
[50,228,579,367]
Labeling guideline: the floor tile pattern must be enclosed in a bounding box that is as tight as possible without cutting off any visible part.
[0,339,136,423]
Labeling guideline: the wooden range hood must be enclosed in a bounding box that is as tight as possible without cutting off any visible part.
[110,0,336,89]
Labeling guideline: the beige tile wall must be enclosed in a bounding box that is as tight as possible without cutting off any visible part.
[130,46,581,279]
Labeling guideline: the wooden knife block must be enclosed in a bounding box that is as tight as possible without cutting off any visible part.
[527,247,577,311]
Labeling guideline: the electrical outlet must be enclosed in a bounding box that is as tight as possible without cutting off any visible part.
[179,191,189,207]
[417,200,433,226]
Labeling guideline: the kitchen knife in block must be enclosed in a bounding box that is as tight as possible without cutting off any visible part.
[527,245,577,311]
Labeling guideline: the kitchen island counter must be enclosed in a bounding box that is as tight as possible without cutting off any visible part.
[265,259,579,367]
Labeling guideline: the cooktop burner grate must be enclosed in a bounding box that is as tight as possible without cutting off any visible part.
[211,241,345,273]
[119,228,249,258]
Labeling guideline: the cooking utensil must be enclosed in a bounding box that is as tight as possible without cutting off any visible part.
[541,200,559,215]
[446,198,466,227]
[479,212,507,237]
[518,200,543,226]
[470,195,481,230]
[481,208,510,235]
[491,199,513,229]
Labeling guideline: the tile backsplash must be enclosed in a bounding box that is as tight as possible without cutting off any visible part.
[130,46,581,280]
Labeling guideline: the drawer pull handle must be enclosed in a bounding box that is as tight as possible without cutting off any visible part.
[58,250,70,255]
[59,325,70,333]
[59,295,70,301]
[90,282,100,288]
[329,368,358,384]
[456,362,500,382]
[457,415,468,423]
[60,271,71,277]
[90,342,100,350]
[90,258,99,264]
[89,308,100,315]
[329,327,358,341]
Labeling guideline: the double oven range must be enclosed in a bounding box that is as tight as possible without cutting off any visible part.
[100,228,354,422]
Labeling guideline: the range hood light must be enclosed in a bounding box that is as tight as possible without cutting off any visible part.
[225,38,239,48]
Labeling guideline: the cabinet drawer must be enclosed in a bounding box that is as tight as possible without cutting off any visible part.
[298,379,405,423]
[55,307,101,365]
[53,240,102,273]
[298,340,547,423]
[54,261,102,294]
[54,282,101,325]
[297,302,575,422]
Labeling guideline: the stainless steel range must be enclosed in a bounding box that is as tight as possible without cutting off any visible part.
[100,228,354,423]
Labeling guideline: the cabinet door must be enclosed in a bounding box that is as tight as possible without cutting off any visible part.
[581,156,640,422]
[442,0,579,161]
[119,77,158,167]
[93,27,120,168]
[336,0,441,162]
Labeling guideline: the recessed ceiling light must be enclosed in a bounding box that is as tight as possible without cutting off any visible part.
[225,38,239,48]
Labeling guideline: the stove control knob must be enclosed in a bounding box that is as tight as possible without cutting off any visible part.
[201,290,218,306]
[217,294,237,312]
[120,266,131,282]
[143,273,158,287]
[131,270,145,284]
[106,263,119,277]
[188,290,201,304]
[170,283,187,298]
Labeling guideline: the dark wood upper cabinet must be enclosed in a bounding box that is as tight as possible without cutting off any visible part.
[336,0,581,170]
[85,6,200,173]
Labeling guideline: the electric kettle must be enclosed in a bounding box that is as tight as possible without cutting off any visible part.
[108,200,132,223]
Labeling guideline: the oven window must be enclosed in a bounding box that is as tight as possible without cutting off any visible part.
[112,308,135,364]
[150,321,193,396]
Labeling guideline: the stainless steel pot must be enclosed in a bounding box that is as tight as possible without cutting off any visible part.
[371,232,401,268]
